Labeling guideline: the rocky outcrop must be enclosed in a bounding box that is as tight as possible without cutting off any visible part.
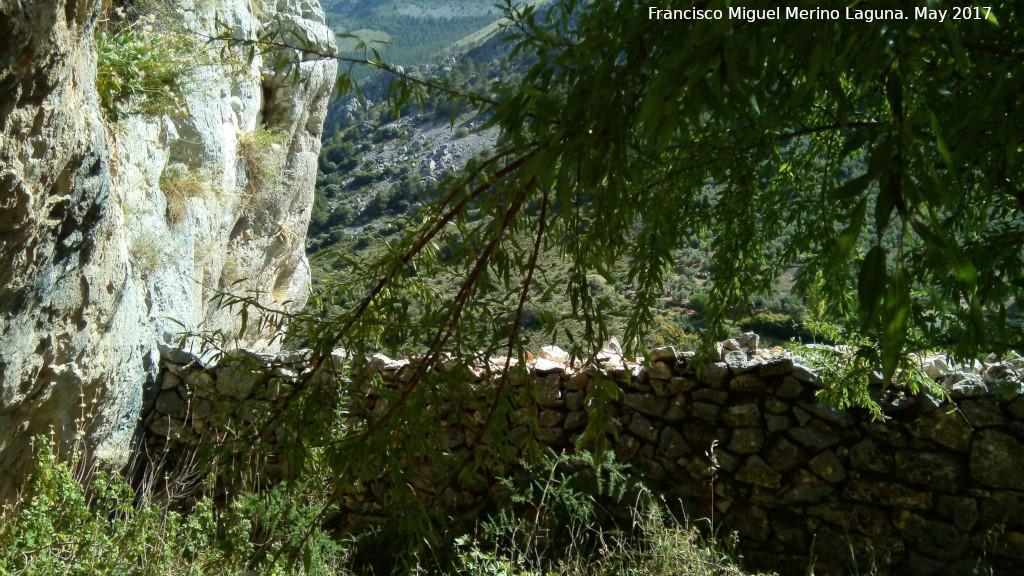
[148,337,1024,575]
[0,0,335,497]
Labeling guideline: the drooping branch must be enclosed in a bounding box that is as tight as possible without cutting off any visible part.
[359,181,534,441]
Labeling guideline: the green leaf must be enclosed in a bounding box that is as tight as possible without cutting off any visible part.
[943,20,970,69]
[910,217,947,250]
[238,307,248,339]
[886,68,902,119]
[520,86,548,98]
[928,111,954,170]
[957,263,978,289]
[831,198,868,265]
[880,268,910,383]
[858,245,887,329]
[829,173,873,201]
[875,174,898,238]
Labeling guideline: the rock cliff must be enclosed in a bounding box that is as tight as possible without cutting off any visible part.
[0,0,335,497]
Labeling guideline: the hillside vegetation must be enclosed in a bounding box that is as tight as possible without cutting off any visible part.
[1,441,767,576]
[325,0,502,78]
[307,35,828,353]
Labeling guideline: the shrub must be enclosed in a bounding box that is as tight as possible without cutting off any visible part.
[649,314,700,350]
[452,451,765,576]
[129,234,167,278]
[738,312,803,342]
[386,195,410,214]
[319,158,339,173]
[359,191,388,221]
[688,292,710,316]
[0,439,348,576]
[372,125,403,142]
[320,184,343,199]
[95,11,194,119]
[333,205,357,226]
[348,170,382,189]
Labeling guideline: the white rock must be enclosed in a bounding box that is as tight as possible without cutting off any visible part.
[602,336,623,355]
[792,364,818,384]
[534,358,566,375]
[737,332,759,352]
[369,353,408,372]
[538,345,569,363]
[722,338,742,352]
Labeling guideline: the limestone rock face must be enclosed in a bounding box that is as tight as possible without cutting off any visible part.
[0,0,335,497]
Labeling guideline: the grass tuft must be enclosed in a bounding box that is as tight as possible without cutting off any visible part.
[238,126,289,198]
[0,444,772,576]
[160,164,210,226]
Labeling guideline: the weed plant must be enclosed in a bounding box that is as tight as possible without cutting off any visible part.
[450,451,769,576]
[0,441,774,576]
[129,233,168,278]
[96,8,196,119]
[239,126,289,195]
[0,439,347,576]
[349,451,768,575]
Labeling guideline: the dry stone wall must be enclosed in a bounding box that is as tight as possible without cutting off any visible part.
[148,336,1024,575]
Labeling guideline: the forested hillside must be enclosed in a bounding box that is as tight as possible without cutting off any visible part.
[307,0,1023,372]
[307,27,825,352]
[324,0,502,76]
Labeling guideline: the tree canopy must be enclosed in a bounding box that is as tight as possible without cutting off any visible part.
[306,0,1023,374]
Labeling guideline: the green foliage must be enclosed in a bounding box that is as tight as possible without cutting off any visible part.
[688,293,711,317]
[0,427,772,575]
[320,139,362,173]
[481,0,1021,369]
[649,313,700,351]
[453,451,765,576]
[737,313,810,345]
[311,0,1024,379]
[358,189,389,220]
[792,322,941,420]
[96,10,194,119]
[311,194,358,237]
[349,170,384,189]
[483,451,635,559]
[0,439,347,576]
